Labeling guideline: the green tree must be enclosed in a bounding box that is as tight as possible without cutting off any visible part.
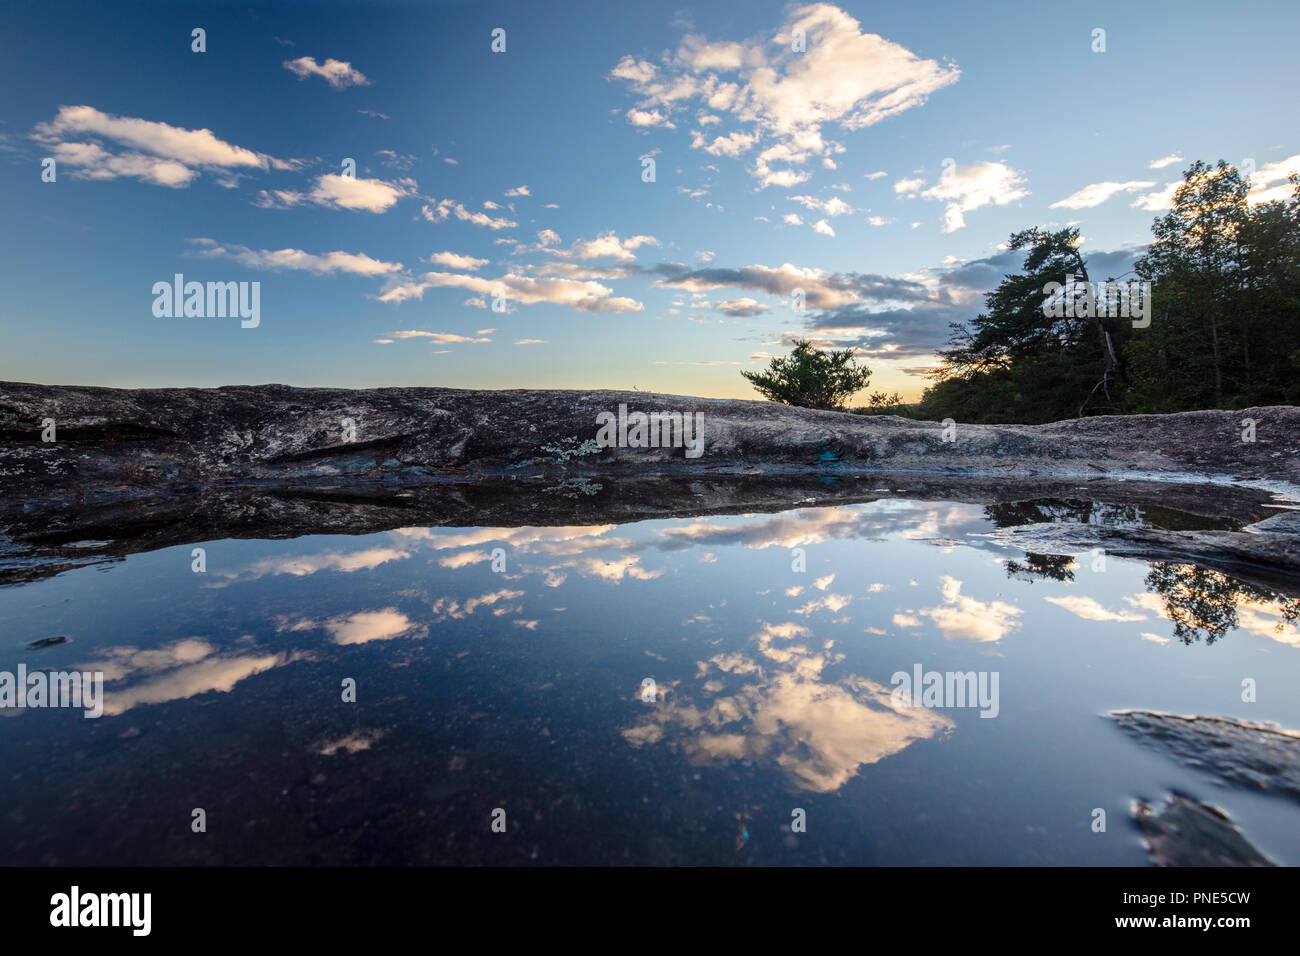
[741,338,871,411]
[920,226,1131,423]
[919,160,1300,421]
[1128,160,1300,410]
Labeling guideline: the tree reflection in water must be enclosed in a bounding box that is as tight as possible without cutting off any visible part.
[1145,563,1300,645]
[1005,552,1076,583]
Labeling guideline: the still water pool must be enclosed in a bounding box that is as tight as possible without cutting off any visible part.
[2,497,1297,865]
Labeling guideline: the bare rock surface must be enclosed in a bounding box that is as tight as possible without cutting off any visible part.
[1133,793,1275,866]
[2,382,1297,494]
[1,382,1297,586]
[1111,710,1300,800]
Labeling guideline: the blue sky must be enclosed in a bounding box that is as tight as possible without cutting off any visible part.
[3,0,1298,400]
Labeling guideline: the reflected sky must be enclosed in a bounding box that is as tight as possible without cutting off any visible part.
[1,498,1297,865]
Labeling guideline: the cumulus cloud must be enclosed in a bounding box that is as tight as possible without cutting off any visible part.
[659,243,1142,369]
[254,173,413,213]
[309,172,412,212]
[609,3,958,188]
[31,105,290,187]
[715,297,769,316]
[220,546,410,583]
[1044,595,1146,623]
[421,199,517,229]
[384,330,492,343]
[378,270,644,313]
[627,107,674,128]
[916,576,1023,642]
[902,162,1028,232]
[547,230,660,262]
[789,194,852,216]
[621,618,952,793]
[1149,154,1183,169]
[1130,181,1181,211]
[690,129,758,157]
[315,609,426,645]
[652,262,860,308]
[188,237,401,276]
[1050,180,1155,210]
[83,639,294,716]
[429,251,489,270]
[1247,153,1300,205]
[283,56,369,89]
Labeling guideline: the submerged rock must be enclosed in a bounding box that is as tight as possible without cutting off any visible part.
[27,636,68,648]
[979,516,1300,593]
[1110,710,1300,800]
[1133,792,1275,866]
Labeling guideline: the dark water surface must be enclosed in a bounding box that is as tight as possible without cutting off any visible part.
[2,497,1298,865]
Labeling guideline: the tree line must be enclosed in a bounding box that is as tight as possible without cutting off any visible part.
[742,161,1300,423]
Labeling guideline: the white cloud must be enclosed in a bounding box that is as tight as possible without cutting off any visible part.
[915,162,1029,232]
[812,218,835,236]
[283,56,369,89]
[320,609,426,645]
[375,149,415,170]
[1044,595,1146,623]
[610,3,959,189]
[429,251,489,270]
[421,199,517,230]
[548,230,660,262]
[309,172,411,212]
[384,330,492,343]
[627,107,675,128]
[1050,180,1155,210]
[918,576,1022,642]
[1149,154,1183,169]
[504,184,530,197]
[655,262,858,309]
[189,237,401,276]
[32,105,290,187]
[789,194,853,216]
[690,129,758,157]
[715,297,769,316]
[1130,181,1180,211]
[1247,153,1300,205]
[379,270,643,313]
